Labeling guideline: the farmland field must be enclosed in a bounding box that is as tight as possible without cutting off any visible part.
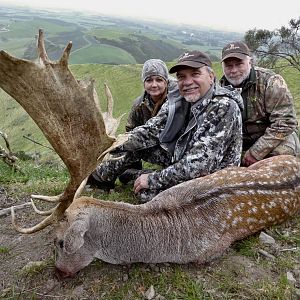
[0,4,243,64]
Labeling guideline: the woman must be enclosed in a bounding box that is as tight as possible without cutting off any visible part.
[125,59,177,131]
[120,59,178,184]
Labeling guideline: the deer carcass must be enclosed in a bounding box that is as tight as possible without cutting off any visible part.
[0,31,299,278]
[54,155,300,278]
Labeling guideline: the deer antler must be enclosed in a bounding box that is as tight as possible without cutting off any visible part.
[0,29,119,233]
[29,83,127,206]
[102,83,126,136]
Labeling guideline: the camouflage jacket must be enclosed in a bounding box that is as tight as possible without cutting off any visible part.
[220,66,298,160]
[125,76,178,132]
[120,84,243,190]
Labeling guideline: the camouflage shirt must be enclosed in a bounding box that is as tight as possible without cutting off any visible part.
[220,66,299,160]
[120,84,243,190]
[125,76,178,132]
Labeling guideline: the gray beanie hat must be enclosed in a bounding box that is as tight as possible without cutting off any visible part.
[142,59,168,82]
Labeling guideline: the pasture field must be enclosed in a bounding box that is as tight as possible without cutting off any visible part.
[280,67,300,114]
[70,44,137,64]
[89,28,145,41]
[0,5,243,65]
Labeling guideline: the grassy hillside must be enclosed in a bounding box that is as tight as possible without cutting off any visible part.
[1,62,300,161]
[91,28,185,63]
[0,63,143,160]
[0,7,184,64]
[70,45,137,64]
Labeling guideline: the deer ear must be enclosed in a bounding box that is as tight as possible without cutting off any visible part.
[63,219,89,254]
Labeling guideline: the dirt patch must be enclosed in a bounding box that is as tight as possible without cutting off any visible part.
[0,185,299,299]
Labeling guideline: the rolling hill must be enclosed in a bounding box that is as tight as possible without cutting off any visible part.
[1,61,300,162]
[0,4,243,64]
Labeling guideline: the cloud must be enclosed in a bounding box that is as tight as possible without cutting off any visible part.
[3,0,300,32]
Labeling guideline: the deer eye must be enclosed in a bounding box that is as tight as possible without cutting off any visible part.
[58,240,64,249]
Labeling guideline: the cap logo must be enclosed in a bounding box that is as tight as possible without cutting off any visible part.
[225,44,240,52]
[178,52,195,61]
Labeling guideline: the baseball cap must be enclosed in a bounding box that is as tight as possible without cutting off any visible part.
[142,59,169,82]
[221,41,250,62]
[169,51,212,73]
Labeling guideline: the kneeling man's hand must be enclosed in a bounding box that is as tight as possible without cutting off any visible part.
[134,174,150,193]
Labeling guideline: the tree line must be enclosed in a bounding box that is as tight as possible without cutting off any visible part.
[244,17,300,73]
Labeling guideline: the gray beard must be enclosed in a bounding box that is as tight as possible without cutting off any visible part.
[184,93,201,103]
[225,69,251,87]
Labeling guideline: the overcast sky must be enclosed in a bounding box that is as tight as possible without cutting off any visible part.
[1,0,300,32]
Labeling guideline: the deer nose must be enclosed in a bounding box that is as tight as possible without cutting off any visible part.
[55,266,76,280]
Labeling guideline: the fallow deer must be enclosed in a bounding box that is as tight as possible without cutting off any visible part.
[0,30,299,278]
[54,154,300,278]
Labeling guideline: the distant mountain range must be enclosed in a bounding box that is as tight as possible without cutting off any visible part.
[0,4,243,64]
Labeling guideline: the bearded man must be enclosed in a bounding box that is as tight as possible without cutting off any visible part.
[220,41,300,166]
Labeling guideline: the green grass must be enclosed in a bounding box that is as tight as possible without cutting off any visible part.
[0,37,33,57]
[0,16,81,58]
[1,12,185,64]
[232,235,259,258]
[0,160,68,196]
[4,18,78,40]
[211,274,293,299]
[70,63,143,131]
[0,246,9,254]
[70,44,137,64]
[86,264,209,299]
[89,27,170,43]
[90,28,138,41]
[280,67,300,116]
[20,260,51,277]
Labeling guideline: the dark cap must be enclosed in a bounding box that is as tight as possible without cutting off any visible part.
[169,50,212,73]
[221,41,250,62]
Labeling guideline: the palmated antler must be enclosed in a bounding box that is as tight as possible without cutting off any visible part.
[0,29,121,233]
[102,83,126,136]
[30,82,127,205]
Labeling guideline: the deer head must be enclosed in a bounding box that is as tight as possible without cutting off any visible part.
[0,29,125,233]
